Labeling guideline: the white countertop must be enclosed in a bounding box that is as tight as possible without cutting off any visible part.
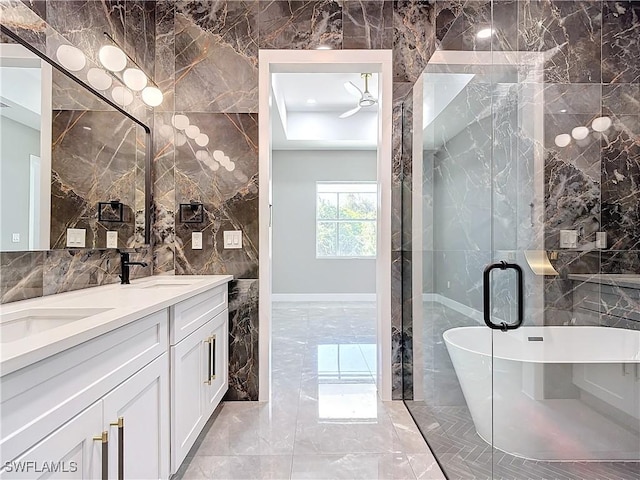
[0,275,233,376]
[568,274,640,290]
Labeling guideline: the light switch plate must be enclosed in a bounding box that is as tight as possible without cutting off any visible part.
[559,229,577,249]
[66,228,86,248]
[192,232,203,250]
[11,233,20,243]
[106,231,118,249]
[596,231,607,249]
[223,230,242,249]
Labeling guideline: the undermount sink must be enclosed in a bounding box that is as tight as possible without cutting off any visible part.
[0,307,113,344]
[130,277,199,289]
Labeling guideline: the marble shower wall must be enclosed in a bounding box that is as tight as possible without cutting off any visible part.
[0,1,155,303]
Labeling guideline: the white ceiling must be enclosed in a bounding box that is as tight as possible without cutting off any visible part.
[271,72,379,150]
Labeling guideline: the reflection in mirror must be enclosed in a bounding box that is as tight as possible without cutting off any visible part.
[0,17,151,251]
[0,43,51,251]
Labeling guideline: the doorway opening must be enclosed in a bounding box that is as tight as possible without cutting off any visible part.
[258,50,393,402]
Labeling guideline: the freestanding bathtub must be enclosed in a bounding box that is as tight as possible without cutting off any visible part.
[443,326,640,461]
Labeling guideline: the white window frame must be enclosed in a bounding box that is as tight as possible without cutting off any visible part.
[315,181,377,259]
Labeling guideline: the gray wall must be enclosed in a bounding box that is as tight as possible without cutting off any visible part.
[0,116,39,251]
[272,150,376,295]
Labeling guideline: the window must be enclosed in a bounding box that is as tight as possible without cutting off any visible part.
[316,182,377,258]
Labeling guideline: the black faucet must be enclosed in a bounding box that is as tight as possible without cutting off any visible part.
[119,251,148,284]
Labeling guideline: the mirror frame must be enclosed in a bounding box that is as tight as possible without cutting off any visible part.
[0,24,152,246]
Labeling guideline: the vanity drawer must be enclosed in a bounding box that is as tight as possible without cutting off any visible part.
[170,284,227,345]
[0,309,168,464]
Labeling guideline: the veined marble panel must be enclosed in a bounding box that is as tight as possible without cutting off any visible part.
[0,251,44,303]
[50,110,139,250]
[343,0,393,50]
[392,0,435,83]
[155,0,176,113]
[601,114,640,250]
[0,1,46,52]
[124,0,155,77]
[175,1,258,113]
[602,1,640,84]
[391,249,403,400]
[226,278,259,401]
[173,113,258,278]
[517,0,602,84]
[257,0,342,50]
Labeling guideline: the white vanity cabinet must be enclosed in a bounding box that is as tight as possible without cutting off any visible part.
[170,285,229,472]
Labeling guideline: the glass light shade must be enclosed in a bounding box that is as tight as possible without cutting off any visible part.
[195,150,209,162]
[56,45,86,72]
[172,114,190,130]
[111,86,133,106]
[86,68,112,90]
[571,126,589,140]
[175,132,187,146]
[213,150,228,165]
[158,124,174,138]
[195,133,209,147]
[99,45,127,72]
[141,86,163,107]
[592,116,612,132]
[477,28,494,39]
[554,133,571,147]
[226,161,236,172]
[185,125,200,139]
[123,68,147,91]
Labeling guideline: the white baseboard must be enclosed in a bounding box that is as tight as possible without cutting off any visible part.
[272,293,376,302]
[422,293,484,324]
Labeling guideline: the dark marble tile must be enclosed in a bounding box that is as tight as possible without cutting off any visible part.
[602,83,640,117]
[600,116,640,250]
[42,248,151,296]
[518,0,602,83]
[0,0,47,51]
[257,0,342,50]
[0,251,44,304]
[343,0,393,49]
[392,0,436,83]
[391,249,403,400]
[125,0,156,77]
[224,278,259,401]
[154,0,176,112]
[602,1,640,84]
[435,0,493,52]
[543,83,601,115]
[175,1,258,113]
[51,110,139,250]
[401,249,413,400]
[173,113,258,278]
[434,0,465,46]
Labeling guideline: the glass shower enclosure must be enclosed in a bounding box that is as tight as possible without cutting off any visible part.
[402,2,640,479]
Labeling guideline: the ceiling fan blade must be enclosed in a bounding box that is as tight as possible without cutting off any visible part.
[344,81,362,98]
[339,105,361,118]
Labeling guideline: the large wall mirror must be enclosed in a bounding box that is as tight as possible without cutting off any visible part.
[0,12,151,252]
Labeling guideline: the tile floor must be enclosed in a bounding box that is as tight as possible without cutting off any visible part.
[174,301,445,480]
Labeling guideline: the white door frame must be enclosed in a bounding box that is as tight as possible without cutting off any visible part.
[258,49,393,402]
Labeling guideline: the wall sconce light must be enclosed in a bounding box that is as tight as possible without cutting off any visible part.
[179,202,205,224]
[94,32,164,108]
[98,201,125,222]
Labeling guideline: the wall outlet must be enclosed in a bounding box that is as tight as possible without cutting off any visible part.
[596,232,607,249]
[106,231,118,249]
[192,232,203,250]
[11,233,20,243]
[559,229,577,249]
[66,228,86,248]
[223,230,242,249]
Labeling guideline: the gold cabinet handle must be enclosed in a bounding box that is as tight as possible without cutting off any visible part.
[204,337,212,385]
[93,431,108,480]
[110,417,124,480]
[211,334,217,381]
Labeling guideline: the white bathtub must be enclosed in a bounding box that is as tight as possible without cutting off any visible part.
[443,326,640,461]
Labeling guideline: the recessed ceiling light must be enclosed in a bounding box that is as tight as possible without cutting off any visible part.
[306,98,317,105]
[82,126,92,131]
[476,28,494,39]
[316,45,332,50]
[559,109,567,113]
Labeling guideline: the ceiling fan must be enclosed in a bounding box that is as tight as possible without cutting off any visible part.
[339,73,377,118]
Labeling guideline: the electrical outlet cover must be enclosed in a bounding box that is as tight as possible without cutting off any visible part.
[106,231,118,248]
[192,232,203,250]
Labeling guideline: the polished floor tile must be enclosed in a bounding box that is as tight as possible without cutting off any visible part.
[177,302,444,480]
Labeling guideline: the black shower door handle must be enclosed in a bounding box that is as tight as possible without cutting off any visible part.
[483,261,524,331]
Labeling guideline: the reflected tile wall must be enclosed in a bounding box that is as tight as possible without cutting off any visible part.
[343,0,393,50]
[393,1,436,83]
[0,251,44,303]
